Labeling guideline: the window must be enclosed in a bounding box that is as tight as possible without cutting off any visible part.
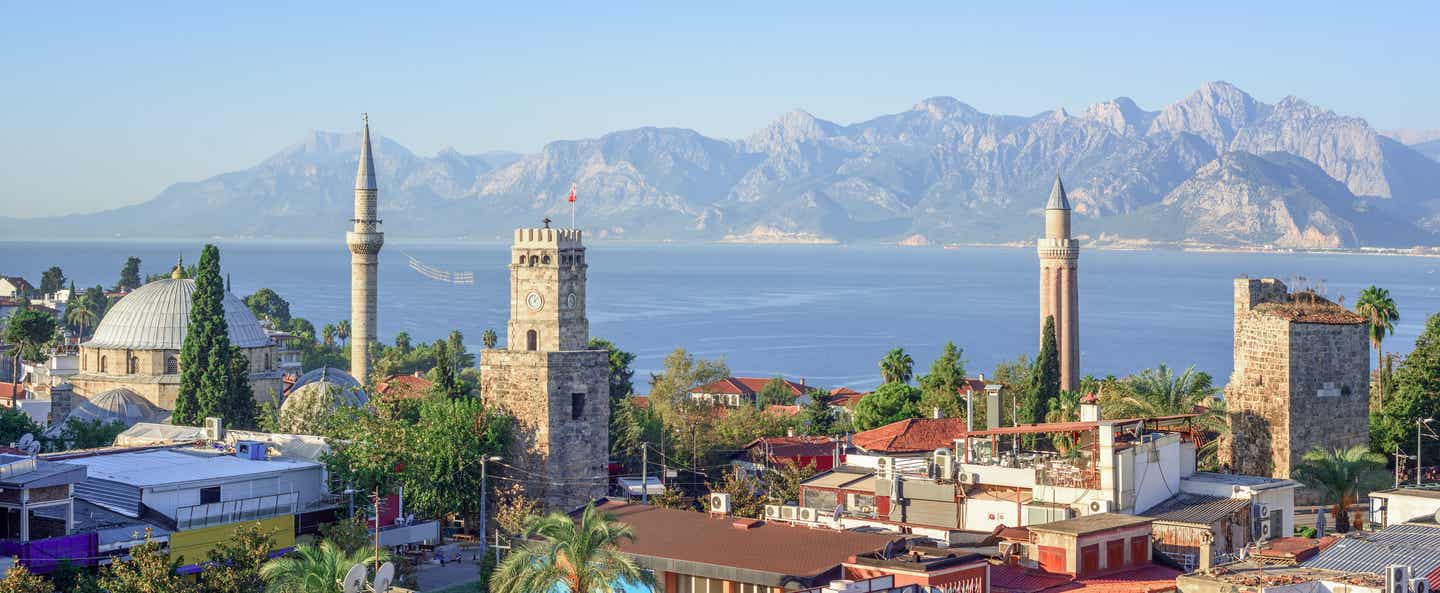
[802,489,837,513]
[265,352,271,369]
[542,255,551,264]
[526,330,537,351]
[99,356,107,373]
[571,393,585,420]
[165,356,179,374]
[200,486,221,505]
[676,576,724,593]
[529,255,538,266]
[518,255,526,265]
[128,356,138,374]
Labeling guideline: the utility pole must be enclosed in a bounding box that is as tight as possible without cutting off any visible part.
[1420,418,1434,486]
[641,445,649,504]
[374,489,381,572]
[480,456,501,556]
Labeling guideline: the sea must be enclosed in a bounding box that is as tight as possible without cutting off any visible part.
[1,240,1437,392]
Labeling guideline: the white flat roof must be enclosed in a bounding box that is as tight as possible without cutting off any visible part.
[65,448,320,488]
[1184,471,1300,490]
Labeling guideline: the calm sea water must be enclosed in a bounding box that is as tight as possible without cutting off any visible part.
[1,240,1437,391]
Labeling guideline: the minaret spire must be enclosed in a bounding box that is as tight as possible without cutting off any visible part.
[346,114,384,383]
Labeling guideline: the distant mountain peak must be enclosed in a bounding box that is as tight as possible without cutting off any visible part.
[911,96,978,119]
[1082,96,1156,135]
[745,108,842,152]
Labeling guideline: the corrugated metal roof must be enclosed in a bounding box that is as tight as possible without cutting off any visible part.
[1304,524,1440,586]
[1143,494,1250,526]
[83,279,271,350]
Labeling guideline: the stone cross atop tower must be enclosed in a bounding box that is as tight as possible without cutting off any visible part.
[1037,175,1080,392]
[346,115,383,382]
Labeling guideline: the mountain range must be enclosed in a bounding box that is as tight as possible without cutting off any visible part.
[5,81,1439,248]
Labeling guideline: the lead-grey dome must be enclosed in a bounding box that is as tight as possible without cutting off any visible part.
[282,367,368,413]
[84,279,271,350]
[45,387,170,437]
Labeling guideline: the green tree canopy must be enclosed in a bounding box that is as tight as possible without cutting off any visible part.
[99,532,186,593]
[852,382,922,431]
[116,256,142,292]
[1373,313,1440,455]
[647,348,728,413]
[402,396,509,531]
[481,328,499,349]
[39,266,65,296]
[200,522,276,593]
[1025,316,1062,427]
[800,390,840,436]
[918,341,967,420]
[758,375,798,407]
[5,308,57,375]
[1356,285,1400,404]
[589,337,636,402]
[243,288,291,327]
[879,347,915,385]
[260,539,385,593]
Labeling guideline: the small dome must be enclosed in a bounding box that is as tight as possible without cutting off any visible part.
[61,388,170,429]
[282,367,367,413]
[84,279,271,351]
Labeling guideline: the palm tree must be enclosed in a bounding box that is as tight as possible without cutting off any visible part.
[1355,285,1400,404]
[1292,445,1389,533]
[260,540,384,593]
[481,328,499,350]
[878,347,915,385]
[321,324,336,348]
[491,504,655,593]
[335,320,351,348]
[1104,364,1227,467]
[65,295,98,338]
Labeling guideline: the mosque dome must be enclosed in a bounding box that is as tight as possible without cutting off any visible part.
[84,278,271,350]
[282,367,368,413]
[47,388,170,436]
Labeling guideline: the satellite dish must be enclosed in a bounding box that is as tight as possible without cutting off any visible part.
[342,563,368,593]
[14,434,38,455]
[1432,508,1440,525]
[372,561,395,593]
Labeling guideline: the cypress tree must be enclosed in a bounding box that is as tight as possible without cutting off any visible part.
[1031,315,1065,420]
[430,340,460,399]
[174,245,235,426]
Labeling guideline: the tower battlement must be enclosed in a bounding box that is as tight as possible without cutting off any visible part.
[513,228,583,248]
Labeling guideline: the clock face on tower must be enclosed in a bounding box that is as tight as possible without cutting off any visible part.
[566,291,578,309]
[526,292,543,311]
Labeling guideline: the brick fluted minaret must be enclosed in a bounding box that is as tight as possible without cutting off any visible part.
[346,115,383,382]
[1038,175,1079,392]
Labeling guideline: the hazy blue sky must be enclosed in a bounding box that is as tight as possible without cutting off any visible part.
[3,1,1436,217]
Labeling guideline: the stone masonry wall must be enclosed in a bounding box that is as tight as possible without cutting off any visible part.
[480,348,610,510]
[1223,312,1292,477]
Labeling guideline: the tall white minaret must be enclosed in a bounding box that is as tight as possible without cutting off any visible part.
[346,114,383,382]
[1038,175,1079,392]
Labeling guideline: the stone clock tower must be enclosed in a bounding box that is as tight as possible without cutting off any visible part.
[480,226,610,510]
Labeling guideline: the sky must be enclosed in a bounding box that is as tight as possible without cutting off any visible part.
[2,1,1437,218]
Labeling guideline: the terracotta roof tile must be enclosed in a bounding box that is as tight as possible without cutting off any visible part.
[590,500,902,580]
[741,436,839,458]
[852,418,970,453]
[691,376,808,397]
[1049,565,1180,593]
[375,374,433,400]
[991,565,1073,593]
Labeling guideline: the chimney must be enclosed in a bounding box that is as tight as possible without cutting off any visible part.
[413,370,423,378]
[787,428,796,438]
[800,377,806,388]
[979,373,985,382]
[932,407,944,419]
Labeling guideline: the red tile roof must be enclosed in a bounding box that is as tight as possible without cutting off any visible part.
[742,436,839,459]
[0,382,25,401]
[630,395,650,409]
[1047,565,1180,593]
[691,376,808,397]
[590,500,902,580]
[852,418,971,453]
[375,374,433,400]
[764,404,802,417]
[828,387,871,408]
[991,566,1073,593]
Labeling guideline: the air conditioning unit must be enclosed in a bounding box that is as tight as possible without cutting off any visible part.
[1412,577,1429,593]
[235,441,266,460]
[797,507,817,522]
[858,505,875,515]
[203,417,224,440]
[780,505,798,520]
[764,505,781,520]
[1086,500,1114,515]
[956,472,978,485]
[1386,565,1412,593]
[933,449,954,481]
[708,492,731,515]
[876,457,893,481]
[1256,503,1270,517]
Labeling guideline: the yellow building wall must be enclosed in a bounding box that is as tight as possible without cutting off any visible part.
[169,515,295,566]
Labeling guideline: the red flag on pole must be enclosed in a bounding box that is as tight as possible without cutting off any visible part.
[568,183,577,203]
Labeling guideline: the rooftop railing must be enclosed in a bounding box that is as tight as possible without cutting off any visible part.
[175,492,298,531]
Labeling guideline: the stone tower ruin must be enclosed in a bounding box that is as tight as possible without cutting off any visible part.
[480,227,610,510]
[1221,277,1370,480]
